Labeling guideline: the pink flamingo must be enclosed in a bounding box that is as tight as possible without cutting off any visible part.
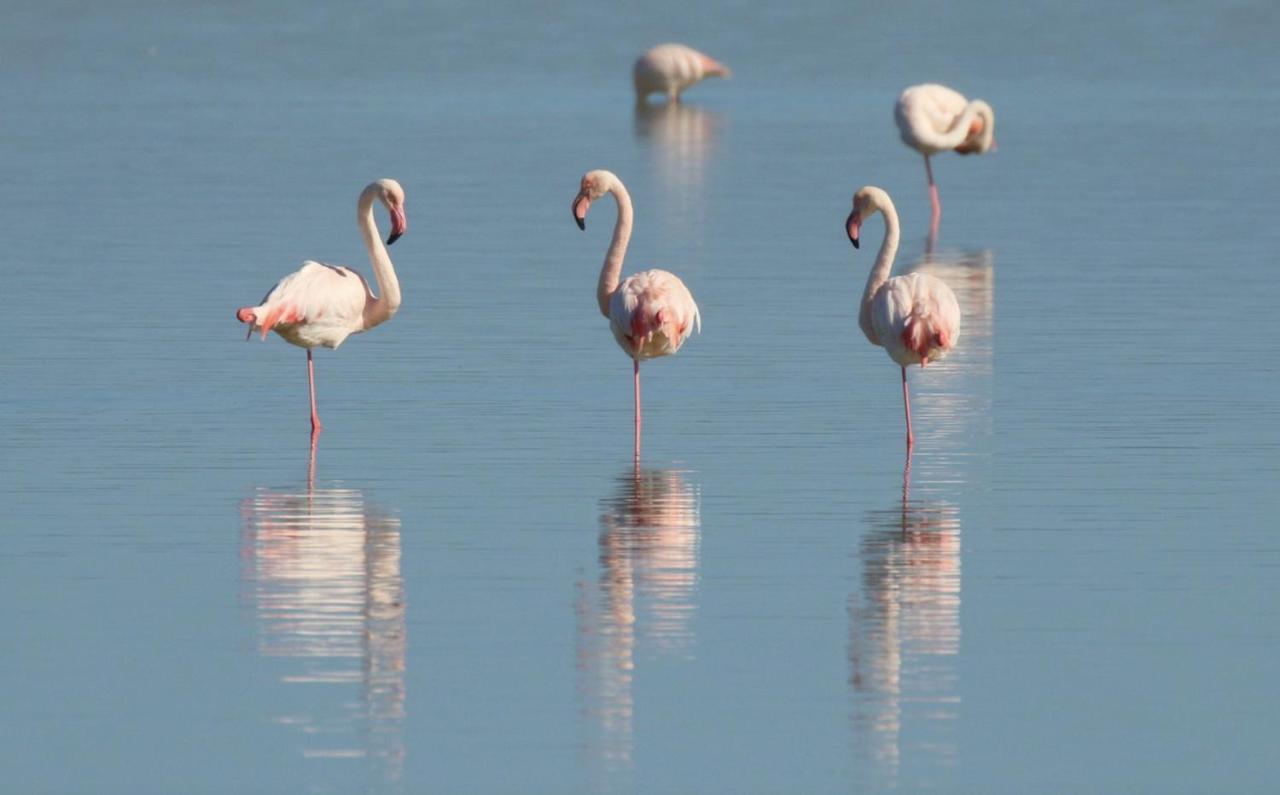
[236,179,407,435]
[846,186,960,449]
[634,44,730,103]
[894,84,996,238]
[573,169,701,459]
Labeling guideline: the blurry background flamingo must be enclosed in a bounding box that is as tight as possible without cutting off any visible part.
[633,44,731,104]
[894,84,996,240]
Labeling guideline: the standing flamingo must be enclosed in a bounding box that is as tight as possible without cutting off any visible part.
[572,169,701,459]
[236,179,407,435]
[633,44,730,103]
[894,84,996,238]
[846,186,960,449]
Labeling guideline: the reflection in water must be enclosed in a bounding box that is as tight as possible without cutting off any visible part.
[240,476,406,788]
[634,102,721,226]
[849,460,961,787]
[576,468,701,786]
[904,249,994,460]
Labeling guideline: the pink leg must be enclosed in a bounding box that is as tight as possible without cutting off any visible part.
[924,155,941,233]
[307,431,318,490]
[901,366,915,450]
[633,359,642,461]
[307,349,323,433]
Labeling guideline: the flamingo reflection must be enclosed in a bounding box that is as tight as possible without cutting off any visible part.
[634,102,721,227]
[576,468,701,781]
[240,467,406,787]
[849,458,961,786]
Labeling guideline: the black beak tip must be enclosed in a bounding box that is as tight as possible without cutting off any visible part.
[850,237,860,249]
[575,217,585,231]
[386,232,402,246]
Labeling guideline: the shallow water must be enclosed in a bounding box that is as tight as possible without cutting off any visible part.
[2,1,1279,792]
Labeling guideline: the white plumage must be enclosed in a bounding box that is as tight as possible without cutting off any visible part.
[870,272,962,368]
[243,261,371,349]
[895,83,995,155]
[633,44,730,102]
[609,269,701,361]
[894,84,996,234]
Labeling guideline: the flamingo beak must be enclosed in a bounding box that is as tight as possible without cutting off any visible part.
[386,204,407,245]
[846,210,861,249]
[573,194,590,230]
[700,55,731,79]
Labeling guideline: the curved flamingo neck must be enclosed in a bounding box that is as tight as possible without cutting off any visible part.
[858,197,900,345]
[919,101,989,151]
[358,188,400,330]
[597,178,634,317]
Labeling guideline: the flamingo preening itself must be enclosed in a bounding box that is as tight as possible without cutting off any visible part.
[894,84,996,238]
[573,169,701,460]
[236,179,407,435]
[846,186,960,450]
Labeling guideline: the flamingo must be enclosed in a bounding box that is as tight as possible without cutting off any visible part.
[894,84,996,238]
[236,179,407,435]
[633,44,730,103]
[572,169,701,459]
[846,186,960,450]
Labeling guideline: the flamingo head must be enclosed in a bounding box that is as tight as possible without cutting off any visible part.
[373,178,408,245]
[846,186,892,249]
[572,169,618,230]
[698,53,732,79]
[954,101,996,155]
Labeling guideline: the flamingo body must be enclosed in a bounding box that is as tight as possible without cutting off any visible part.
[634,44,730,102]
[894,84,993,156]
[870,271,961,368]
[609,269,701,361]
[238,261,371,349]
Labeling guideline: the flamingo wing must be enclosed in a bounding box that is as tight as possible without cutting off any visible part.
[871,273,961,367]
[896,84,971,149]
[609,269,701,360]
[241,261,370,347]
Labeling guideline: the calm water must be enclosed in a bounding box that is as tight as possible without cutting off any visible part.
[3,1,1279,792]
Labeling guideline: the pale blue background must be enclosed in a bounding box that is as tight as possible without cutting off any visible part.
[2,1,1278,792]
